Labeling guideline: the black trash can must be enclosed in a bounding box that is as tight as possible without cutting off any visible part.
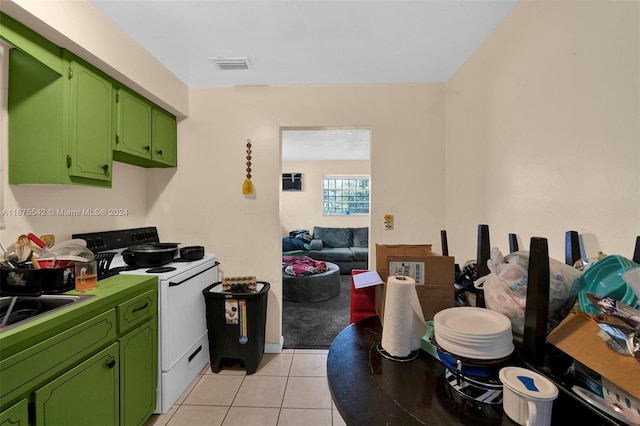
[203,281,270,374]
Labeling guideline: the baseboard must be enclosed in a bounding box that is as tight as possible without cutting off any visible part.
[265,335,284,353]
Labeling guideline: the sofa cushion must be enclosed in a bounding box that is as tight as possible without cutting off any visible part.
[309,239,323,250]
[312,227,353,248]
[352,227,369,248]
[308,247,353,262]
[350,247,369,262]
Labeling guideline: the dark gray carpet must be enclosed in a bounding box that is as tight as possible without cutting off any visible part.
[283,274,351,349]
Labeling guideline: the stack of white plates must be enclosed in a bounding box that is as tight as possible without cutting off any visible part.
[433,307,514,360]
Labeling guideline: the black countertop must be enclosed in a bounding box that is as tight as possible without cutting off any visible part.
[327,316,619,426]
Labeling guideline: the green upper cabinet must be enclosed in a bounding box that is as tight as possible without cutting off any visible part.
[7,48,64,185]
[3,12,177,188]
[6,47,113,187]
[64,51,113,183]
[151,107,177,167]
[114,86,177,168]
[115,86,153,159]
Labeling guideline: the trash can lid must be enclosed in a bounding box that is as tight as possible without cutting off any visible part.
[208,282,268,293]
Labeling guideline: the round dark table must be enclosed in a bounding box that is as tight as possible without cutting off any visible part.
[327,316,618,426]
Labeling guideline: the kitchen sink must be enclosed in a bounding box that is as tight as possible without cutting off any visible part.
[0,294,94,332]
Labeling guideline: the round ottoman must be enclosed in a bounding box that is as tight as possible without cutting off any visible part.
[283,262,341,302]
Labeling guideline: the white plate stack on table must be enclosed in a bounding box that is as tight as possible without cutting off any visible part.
[433,307,515,404]
[434,307,514,360]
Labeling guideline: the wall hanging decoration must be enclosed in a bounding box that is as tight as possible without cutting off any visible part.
[242,139,254,195]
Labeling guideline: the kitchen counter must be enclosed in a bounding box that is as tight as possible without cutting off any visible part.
[327,316,620,426]
[0,274,157,358]
[0,274,159,424]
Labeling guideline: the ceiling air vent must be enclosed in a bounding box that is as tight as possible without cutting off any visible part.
[209,56,251,71]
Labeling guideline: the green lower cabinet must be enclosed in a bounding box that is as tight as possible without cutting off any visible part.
[0,310,117,408]
[0,399,28,426]
[34,343,119,426]
[0,277,157,426]
[119,318,157,426]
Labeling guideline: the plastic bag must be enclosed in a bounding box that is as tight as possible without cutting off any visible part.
[475,248,582,336]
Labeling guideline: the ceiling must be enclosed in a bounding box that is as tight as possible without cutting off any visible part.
[88,0,518,88]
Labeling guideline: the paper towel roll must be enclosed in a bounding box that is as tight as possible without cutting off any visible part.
[381,276,427,357]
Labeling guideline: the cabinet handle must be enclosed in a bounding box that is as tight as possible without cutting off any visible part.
[156,150,163,155]
[107,359,116,369]
[145,145,150,151]
[188,345,202,363]
[132,302,149,314]
[102,164,109,172]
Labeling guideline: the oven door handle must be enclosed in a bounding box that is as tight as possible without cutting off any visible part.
[168,261,219,287]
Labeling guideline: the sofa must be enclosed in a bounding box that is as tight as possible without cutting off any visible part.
[307,226,369,274]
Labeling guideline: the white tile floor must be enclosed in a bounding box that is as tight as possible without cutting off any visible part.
[145,349,347,426]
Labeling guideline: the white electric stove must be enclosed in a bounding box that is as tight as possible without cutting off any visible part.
[73,227,218,414]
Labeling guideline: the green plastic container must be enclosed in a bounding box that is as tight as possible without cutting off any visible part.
[578,255,640,314]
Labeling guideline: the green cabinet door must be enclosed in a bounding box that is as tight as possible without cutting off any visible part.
[115,87,152,159]
[119,318,157,426]
[34,343,119,426]
[0,399,28,426]
[151,107,178,167]
[64,51,113,182]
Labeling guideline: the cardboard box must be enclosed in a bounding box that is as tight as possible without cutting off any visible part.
[547,311,640,399]
[375,244,433,279]
[375,244,455,324]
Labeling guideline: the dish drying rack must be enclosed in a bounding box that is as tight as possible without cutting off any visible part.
[440,226,639,425]
[96,252,117,280]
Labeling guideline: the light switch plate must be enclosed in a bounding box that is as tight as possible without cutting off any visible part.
[384,214,394,230]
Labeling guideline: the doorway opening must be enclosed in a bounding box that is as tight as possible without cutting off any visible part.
[280,127,371,349]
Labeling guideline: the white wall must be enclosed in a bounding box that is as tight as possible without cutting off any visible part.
[445,0,640,263]
[280,159,370,235]
[146,84,447,346]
